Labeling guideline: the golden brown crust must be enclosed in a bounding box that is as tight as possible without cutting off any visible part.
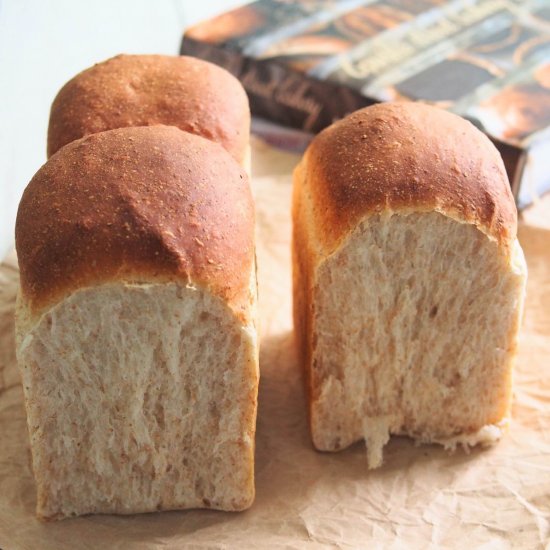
[47,54,250,164]
[300,102,517,254]
[16,126,255,320]
[291,162,316,430]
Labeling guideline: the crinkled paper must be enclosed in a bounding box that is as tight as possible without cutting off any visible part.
[1,140,549,549]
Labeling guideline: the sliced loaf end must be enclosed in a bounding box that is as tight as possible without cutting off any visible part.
[16,281,258,519]
[308,212,526,468]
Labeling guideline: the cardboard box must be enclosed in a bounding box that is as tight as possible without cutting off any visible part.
[182,0,550,208]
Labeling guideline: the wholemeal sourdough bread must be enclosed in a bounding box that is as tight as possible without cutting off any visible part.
[47,54,250,166]
[15,125,258,519]
[292,103,527,469]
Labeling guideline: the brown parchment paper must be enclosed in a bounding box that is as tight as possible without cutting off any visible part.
[1,140,550,549]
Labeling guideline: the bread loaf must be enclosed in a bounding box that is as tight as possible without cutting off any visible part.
[47,54,250,166]
[15,125,258,519]
[292,102,527,468]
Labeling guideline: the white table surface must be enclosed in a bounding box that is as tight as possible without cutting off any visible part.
[0,0,247,259]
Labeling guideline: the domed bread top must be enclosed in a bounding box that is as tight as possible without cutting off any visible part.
[16,125,255,320]
[47,54,250,164]
[297,102,517,255]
